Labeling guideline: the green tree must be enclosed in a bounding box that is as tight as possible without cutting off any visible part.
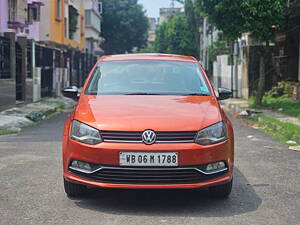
[184,0,200,54]
[154,15,198,58]
[101,0,149,54]
[154,22,168,53]
[197,0,286,104]
[166,15,198,57]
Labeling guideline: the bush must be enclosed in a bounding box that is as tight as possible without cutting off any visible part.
[265,81,296,98]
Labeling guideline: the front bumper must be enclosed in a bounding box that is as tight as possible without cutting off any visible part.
[63,138,234,189]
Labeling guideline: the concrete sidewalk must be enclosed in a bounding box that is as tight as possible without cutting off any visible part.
[222,98,300,127]
[0,97,75,132]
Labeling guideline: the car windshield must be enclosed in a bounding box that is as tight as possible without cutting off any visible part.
[85,60,211,96]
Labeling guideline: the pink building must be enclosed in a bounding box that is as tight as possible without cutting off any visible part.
[26,0,43,40]
[0,0,43,40]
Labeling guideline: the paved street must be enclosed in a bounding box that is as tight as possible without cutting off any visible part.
[0,112,299,225]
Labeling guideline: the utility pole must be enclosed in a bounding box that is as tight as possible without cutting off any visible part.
[231,41,234,97]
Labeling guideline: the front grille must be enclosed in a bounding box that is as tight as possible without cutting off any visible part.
[70,166,227,184]
[101,131,197,143]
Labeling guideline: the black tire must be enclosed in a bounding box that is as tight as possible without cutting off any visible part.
[64,179,86,197]
[209,179,233,198]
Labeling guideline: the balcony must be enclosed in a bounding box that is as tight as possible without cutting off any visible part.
[85,9,101,34]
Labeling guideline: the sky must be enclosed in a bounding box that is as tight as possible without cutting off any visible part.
[138,0,183,18]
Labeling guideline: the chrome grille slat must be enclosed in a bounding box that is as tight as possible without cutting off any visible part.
[156,136,195,139]
[101,131,197,143]
[157,132,196,135]
[101,136,141,140]
[102,132,142,136]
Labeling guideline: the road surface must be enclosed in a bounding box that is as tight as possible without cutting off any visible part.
[0,112,299,225]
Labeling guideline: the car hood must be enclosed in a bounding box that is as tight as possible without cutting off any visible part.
[74,95,222,131]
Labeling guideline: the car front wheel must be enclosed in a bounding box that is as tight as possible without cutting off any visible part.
[64,179,86,197]
[209,179,233,198]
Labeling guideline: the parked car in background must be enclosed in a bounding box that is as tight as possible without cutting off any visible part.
[62,53,234,198]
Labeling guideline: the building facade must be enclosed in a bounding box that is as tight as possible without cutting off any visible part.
[39,0,85,50]
[0,0,99,110]
[158,8,182,25]
[84,0,103,54]
[0,0,43,40]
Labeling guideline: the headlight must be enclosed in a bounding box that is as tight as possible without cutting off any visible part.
[70,120,102,145]
[195,121,227,145]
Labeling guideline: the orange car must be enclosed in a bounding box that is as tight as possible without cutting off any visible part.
[62,54,234,198]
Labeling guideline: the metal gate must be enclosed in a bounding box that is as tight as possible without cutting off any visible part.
[41,68,53,97]
[0,36,10,79]
[15,42,24,101]
[36,44,54,97]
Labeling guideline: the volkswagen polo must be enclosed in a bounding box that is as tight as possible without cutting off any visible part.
[62,54,234,198]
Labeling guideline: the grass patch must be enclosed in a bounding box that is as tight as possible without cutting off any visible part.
[0,129,19,135]
[246,114,300,146]
[52,101,65,110]
[249,96,300,119]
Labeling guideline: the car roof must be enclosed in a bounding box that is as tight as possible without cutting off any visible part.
[99,53,198,62]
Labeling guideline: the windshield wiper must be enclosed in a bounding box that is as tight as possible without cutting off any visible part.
[124,93,162,95]
[185,93,210,96]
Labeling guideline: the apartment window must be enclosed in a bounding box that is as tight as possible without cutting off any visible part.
[56,0,62,20]
[8,0,17,22]
[33,7,40,21]
[28,6,41,24]
[85,10,91,25]
[68,5,79,39]
[64,17,68,38]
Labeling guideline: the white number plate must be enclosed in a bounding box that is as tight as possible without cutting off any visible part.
[119,152,178,167]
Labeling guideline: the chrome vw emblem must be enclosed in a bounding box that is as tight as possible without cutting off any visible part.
[142,130,156,145]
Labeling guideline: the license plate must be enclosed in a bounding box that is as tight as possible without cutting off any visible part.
[119,152,178,167]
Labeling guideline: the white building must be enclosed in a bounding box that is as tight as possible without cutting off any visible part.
[159,8,182,25]
[84,0,103,55]
[147,17,157,45]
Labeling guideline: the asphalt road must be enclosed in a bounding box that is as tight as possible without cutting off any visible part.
[0,112,299,225]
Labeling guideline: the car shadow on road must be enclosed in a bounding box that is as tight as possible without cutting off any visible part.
[73,167,262,217]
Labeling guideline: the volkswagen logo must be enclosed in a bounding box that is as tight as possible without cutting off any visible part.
[142,130,156,145]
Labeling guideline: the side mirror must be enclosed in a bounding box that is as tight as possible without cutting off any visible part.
[62,86,79,100]
[217,88,232,100]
